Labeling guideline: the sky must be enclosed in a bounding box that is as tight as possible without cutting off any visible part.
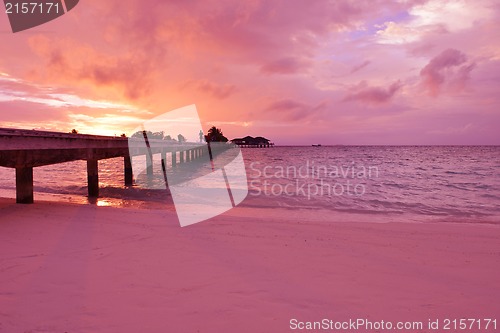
[0,0,499,145]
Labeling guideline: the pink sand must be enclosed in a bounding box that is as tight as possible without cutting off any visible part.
[0,199,499,332]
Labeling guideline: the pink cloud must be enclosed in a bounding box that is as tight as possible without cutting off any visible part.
[265,99,327,121]
[181,79,237,99]
[350,60,371,74]
[27,36,154,101]
[343,81,403,104]
[260,57,311,75]
[420,48,475,96]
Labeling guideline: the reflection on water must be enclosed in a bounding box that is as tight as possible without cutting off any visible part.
[87,197,113,207]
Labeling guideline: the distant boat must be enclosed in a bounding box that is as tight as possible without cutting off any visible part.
[312,144,322,147]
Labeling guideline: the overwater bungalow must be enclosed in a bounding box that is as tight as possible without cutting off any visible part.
[231,136,274,148]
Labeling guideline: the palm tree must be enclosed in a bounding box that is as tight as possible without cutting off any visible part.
[206,126,228,142]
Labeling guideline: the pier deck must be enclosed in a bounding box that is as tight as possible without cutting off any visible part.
[0,128,209,203]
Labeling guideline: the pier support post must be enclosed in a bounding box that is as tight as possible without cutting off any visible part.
[161,151,166,167]
[87,159,99,198]
[16,167,34,204]
[124,156,133,186]
[146,153,153,176]
[161,151,167,173]
[172,151,176,168]
[180,150,184,164]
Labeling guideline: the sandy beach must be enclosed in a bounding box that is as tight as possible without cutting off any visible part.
[1,198,499,333]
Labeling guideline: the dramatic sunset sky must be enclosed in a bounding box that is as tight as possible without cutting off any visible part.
[0,0,499,145]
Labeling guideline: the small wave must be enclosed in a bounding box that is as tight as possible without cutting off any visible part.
[481,193,500,200]
[443,183,473,191]
[444,171,468,175]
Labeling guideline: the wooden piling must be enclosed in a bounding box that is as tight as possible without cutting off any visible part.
[87,159,99,198]
[146,153,153,176]
[172,151,177,168]
[15,167,34,204]
[161,151,166,167]
[124,156,133,186]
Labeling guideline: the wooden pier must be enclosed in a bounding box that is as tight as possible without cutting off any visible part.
[0,128,223,204]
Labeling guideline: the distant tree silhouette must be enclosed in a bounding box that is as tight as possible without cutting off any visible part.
[120,133,127,138]
[206,126,228,142]
[132,130,151,139]
[177,134,186,143]
[151,131,164,140]
[164,134,173,141]
[71,129,78,134]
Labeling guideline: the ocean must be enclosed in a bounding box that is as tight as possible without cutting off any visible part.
[1,146,499,224]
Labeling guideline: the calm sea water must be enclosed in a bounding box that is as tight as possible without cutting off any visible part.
[243,146,500,224]
[1,146,499,223]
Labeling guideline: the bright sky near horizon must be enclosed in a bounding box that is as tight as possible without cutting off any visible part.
[0,0,499,145]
